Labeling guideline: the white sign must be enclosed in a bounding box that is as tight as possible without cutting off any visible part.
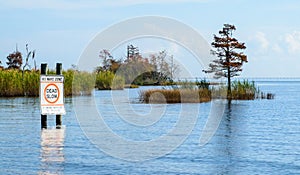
[40,75,66,115]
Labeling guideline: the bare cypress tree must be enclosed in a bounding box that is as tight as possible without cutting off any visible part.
[204,24,247,99]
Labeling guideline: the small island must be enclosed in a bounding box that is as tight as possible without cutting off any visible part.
[139,24,274,103]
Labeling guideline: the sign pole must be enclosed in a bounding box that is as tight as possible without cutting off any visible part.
[41,63,48,129]
[56,63,62,129]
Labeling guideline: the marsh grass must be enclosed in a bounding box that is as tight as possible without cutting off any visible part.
[0,69,23,96]
[212,80,258,100]
[0,69,95,97]
[0,69,39,96]
[140,79,273,103]
[231,80,257,100]
[140,80,211,103]
[23,70,40,96]
[140,89,211,103]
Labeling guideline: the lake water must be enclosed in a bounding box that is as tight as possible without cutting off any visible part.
[1,80,300,175]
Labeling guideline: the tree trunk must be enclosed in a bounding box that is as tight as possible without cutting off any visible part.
[227,68,231,99]
[226,50,232,99]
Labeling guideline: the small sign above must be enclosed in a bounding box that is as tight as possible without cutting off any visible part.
[40,75,66,115]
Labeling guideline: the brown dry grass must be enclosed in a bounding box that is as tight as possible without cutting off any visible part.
[140,89,211,103]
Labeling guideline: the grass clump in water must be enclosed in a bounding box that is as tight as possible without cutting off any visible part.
[140,79,274,103]
[140,80,211,103]
[140,89,211,103]
[212,80,258,100]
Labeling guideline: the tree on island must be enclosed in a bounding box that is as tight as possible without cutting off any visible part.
[203,24,247,99]
[6,45,23,69]
[149,50,179,83]
[96,45,179,86]
[98,49,121,73]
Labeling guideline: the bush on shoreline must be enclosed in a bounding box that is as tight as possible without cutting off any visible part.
[95,71,125,90]
[64,70,95,96]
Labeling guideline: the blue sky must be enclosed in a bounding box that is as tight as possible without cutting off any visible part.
[1,0,300,78]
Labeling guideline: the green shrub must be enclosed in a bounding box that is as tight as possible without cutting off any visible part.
[95,71,124,90]
[63,70,95,96]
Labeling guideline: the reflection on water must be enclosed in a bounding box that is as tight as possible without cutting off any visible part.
[211,101,246,175]
[219,102,234,175]
[39,128,65,175]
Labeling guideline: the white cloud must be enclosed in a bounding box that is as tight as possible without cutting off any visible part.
[250,31,300,56]
[254,31,269,51]
[284,31,300,54]
[272,43,283,54]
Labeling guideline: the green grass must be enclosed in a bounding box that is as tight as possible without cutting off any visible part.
[0,69,95,97]
[0,69,23,96]
[212,80,259,100]
[0,69,39,96]
[23,70,40,96]
[231,80,257,100]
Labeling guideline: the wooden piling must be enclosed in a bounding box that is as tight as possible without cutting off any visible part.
[56,63,62,129]
[41,63,48,129]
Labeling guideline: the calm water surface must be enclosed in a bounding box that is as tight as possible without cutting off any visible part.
[0,81,300,175]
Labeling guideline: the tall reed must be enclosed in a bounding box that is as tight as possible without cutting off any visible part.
[212,80,259,100]
[23,70,40,96]
[0,69,95,97]
[0,69,27,96]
